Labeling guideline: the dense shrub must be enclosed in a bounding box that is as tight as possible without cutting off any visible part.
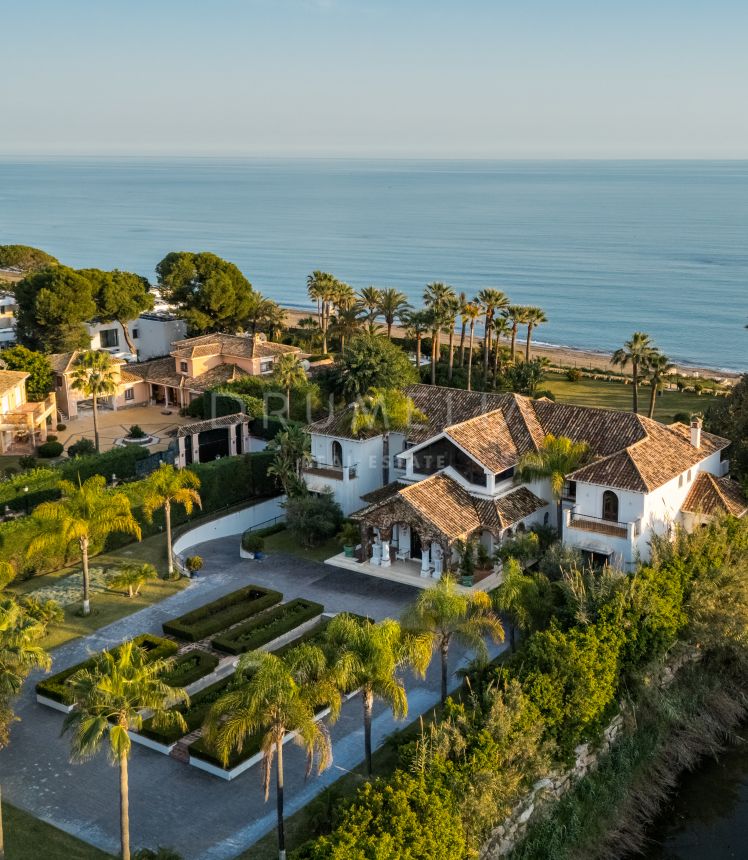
[67,438,96,458]
[241,532,265,553]
[127,424,147,439]
[285,491,343,548]
[190,451,277,510]
[140,676,232,744]
[565,367,582,382]
[185,555,203,574]
[162,584,282,642]
[37,440,63,458]
[160,649,218,688]
[211,598,323,655]
[60,444,150,481]
[36,634,178,704]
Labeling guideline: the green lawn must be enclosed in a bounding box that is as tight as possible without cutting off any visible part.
[9,533,188,650]
[2,802,113,860]
[262,529,341,564]
[543,372,714,423]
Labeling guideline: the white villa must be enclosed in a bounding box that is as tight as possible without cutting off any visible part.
[304,384,746,579]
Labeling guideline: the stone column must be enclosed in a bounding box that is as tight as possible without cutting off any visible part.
[191,433,200,465]
[177,436,186,468]
[420,542,431,577]
[229,426,237,456]
[371,541,382,566]
[432,543,443,580]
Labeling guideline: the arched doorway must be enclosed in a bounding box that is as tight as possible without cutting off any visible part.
[602,490,619,522]
[331,440,343,467]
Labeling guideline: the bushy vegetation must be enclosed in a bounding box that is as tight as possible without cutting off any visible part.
[285,491,343,548]
[160,649,219,689]
[36,634,178,705]
[162,584,282,642]
[36,440,63,458]
[211,598,323,655]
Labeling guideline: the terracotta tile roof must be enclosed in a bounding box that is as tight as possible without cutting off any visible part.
[445,403,539,473]
[681,473,747,518]
[188,363,252,392]
[474,487,550,530]
[48,350,126,374]
[531,399,647,457]
[0,369,28,396]
[126,357,184,388]
[119,368,144,384]
[177,413,251,437]
[359,481,408,505]
[399,474,482,540]
[171,332,301,360]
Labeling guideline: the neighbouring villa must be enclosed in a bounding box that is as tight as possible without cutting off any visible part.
[304,384,746,580]
[51,332,304,421]
[0,368,56,452]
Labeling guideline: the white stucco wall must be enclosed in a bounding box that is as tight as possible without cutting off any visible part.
[307,434,386,514]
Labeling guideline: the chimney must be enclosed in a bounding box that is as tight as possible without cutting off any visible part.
[690,416,702,449]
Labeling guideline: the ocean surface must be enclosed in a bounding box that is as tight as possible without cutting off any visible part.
[0,158,746,371]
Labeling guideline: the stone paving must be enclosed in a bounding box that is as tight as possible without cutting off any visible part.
[0,536,506,859]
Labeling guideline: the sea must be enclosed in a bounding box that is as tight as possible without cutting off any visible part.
[0,158,746,372]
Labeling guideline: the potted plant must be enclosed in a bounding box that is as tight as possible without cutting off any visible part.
[337,522,360,559]
[455,538,476,587]
[241,532,265,560]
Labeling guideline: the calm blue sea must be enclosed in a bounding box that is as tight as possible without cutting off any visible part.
[0,158,746,371]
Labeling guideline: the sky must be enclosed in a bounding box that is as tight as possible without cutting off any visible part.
[2,0,748,158]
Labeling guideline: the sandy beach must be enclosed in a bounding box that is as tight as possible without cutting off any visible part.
[282,306,741,382]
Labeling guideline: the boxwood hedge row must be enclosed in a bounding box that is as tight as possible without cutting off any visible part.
[161,649,219,688]
[162,584,282,642]
[211,598,323,656]
[36,634,178,705]
[140,675,233,745]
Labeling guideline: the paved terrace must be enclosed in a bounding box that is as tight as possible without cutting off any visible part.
[0,536,506,860]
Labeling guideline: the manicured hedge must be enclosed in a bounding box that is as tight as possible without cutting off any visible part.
[211,598,324,656]
[161,649,219,688]
[60,445,150,483]
[162,584,282,642]
[189,725,264,768]
[140,675,232,745]
[36,634,178,705]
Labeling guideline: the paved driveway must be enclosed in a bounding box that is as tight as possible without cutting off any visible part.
[1,537,506,859]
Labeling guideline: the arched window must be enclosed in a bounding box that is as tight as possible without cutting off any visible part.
[602,490,619,522]
[331,440,343,467]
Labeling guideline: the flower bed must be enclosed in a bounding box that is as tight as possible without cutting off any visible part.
[211,598,324,656]
[162,584,282,642]
[36,634,178,706]
[161,649,219,688]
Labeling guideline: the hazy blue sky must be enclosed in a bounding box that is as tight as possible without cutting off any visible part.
[3,0,747,157]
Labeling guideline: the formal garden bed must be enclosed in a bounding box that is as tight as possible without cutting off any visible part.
[162,583,282,642]
[211,598,324,655]
[36,633,178,711]
[161,648,219,688]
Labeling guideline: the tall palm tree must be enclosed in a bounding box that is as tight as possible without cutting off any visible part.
[442,293,462,382]
[350,388,427,484]
[205,649,336,860]
[523,306,548,362]
[267,424,310,497]
[423,282,455,385]
[492,559,550,652]
[515,434,590,534]
[64,642,188,860]
[477,289,510,377]
[70,350,117,452]
[306,271,338,354]
[141,464,202,578]
[611,332,655,414]
[644,350,674,419]
[457,291,468,366]
[332,281,357,313]
[244,292,279,338]
[402,578,504,704]
[272,353,307,419]
[359,286,382,322]
[0,575,52,859]
[505,305,529,364]
[492,315,511,385]
[462,302,482,391]
[29,477,141,615]
[330,304,365,352]
[377,287,410,339]
[324,615,431,775]
[402,308,430,372]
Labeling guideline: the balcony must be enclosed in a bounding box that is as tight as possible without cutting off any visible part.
[568,512,629,540]
[303,459,358,481]
[3,394,56,429]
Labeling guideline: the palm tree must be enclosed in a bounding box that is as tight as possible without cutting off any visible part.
[612,332,655,414]
[505,305,529,364]
[443,293,462,382]
[0,576,52,859]
[377,287,410,339]
[108,563,158,598]
[492,559,550,652]
[295,316,322,353]
[644,350,674,419]
[244,292,279,338]
[523,307,548,362]
[359,286,382,322]
[332,281,357,314]
[306,271,338,354]
[462,302,482,391]
[423,282,456,384]
[29,477,142,615]
[350,388,427,484]
[70,350,117,452]
[515,434,590,534]
[477,289,510,377]
[141,463,201,579]
[272,353,307,419]
[402,308,430,372]
[267,424,310,497]
[402,578,504,704]
[324,615,431,775]
[64,642,188,860]
[330,304,365,352]
[204,649,336,860]
[492,315,511,386]
[457,291,468,366]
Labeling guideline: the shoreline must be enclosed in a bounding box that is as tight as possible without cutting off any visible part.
[281,306,743,382]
